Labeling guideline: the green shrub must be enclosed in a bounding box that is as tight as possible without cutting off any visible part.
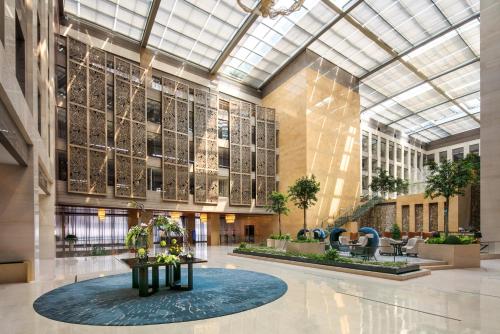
[238,242,247,249]
[324,249,339,261]
[390,223,401,240]
[459,236,474,245]
[444,235,463,244]
[426,237,445,244]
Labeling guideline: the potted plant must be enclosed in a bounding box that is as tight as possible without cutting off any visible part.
[125,225,149,252]
[266,191,290,246]
[390,223,401,240]
[370,168,408,198]
[65,234,78,252]
[288,175,320,238]
[137,247,148,263]
[153,215,185,244]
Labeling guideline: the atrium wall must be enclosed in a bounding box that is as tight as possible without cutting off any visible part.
[263,51,360,234]
[481,0,500,252]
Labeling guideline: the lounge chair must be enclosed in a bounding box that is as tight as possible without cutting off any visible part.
[379,237,396,255]
[403,237,424,257]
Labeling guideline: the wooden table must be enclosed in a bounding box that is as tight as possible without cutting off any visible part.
[120,257,207,297]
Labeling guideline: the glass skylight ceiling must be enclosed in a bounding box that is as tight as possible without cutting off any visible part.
[65,0,153,41]
[63,0,481,143]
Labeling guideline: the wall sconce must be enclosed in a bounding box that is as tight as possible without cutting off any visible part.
[97,208,106,221]
[170,211,181,220]
[225,214,236,224]
[200,213,208,223]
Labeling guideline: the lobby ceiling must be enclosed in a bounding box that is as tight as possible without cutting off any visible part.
[63,0,480,143]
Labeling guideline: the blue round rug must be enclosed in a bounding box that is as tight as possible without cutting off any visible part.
[33,268,287,326]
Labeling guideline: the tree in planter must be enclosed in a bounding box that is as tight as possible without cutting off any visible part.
[424,160,473,237]
[390,223,401,240]
[266,191,290,237]
[395,178,409,195]
[370,168,395,197]
[288,175,320,236]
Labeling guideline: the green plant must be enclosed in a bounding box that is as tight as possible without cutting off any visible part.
[168,238,182,255]
[444,235,462,245]
[238,242,247,249]
[153,215,185,235]
[160,240,167,247]
[370,168,408,196]
[426,235,475,245]
[288,175,320,233]
[425,160,474,237]
[156,253,179,266]
[324,248,339,261]
[390,223,401,240]
[91,245,106,256]
[266,191,290,237]
[125,225,148,249]
[65,234,78,241]
[270,233,291,240]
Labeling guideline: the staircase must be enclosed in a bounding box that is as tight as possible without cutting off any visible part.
[326,196,384,231]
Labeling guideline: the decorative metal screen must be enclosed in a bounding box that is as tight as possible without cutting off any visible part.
[161,78,189,202]
[114,57,147,198]
[193,89,218,204]
[229,100,252,206]
[255,106,276,206]
[67,38,107,195]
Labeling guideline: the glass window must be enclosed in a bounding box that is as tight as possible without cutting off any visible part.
[417,152,422,168]
[411,150,415,167]
[147,99,161,124]
[362,157,368,172]
[362,175,369,190]
[219,177,229,197]
[147,132,162,158]
[469,144,479,155]
[252,152,256,172]
[57,151,67,181]
[389,141,394,160]
[452,147,464,161]
[151,76,162,91]
[107,84,113,113]
[439,151,447,162]
[107,159,114,186]
[218,118,229,140]
[404,168,408,180]
[16,13,25,96]
[57,108,67,139]
[147,168,162,191]
[371,135,378,156]
[389,164,394,177]
[219,147,229,168]
[404,148,408,164]
[56,66,66,98]
[372,159,377,173]
[425,154,435,164]
[397,144,402,162]
[362,131,368,154]
[380,138,386,159]
[107,120,114,150]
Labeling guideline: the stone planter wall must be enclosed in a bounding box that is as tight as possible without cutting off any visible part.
[418,243,480,268]
[286,242,326,255]
[266,239,275,248]
[274,239,288,250]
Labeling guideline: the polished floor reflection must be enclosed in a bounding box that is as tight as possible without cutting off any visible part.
[2,245,500,333]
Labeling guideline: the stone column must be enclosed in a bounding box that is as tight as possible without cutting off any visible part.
[481,0,500,252]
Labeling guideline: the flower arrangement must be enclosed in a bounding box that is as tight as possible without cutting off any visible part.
[159,240,167,248]
[168,238,182,256]
[153,215,185,235]
[156,253,180,266]
[125,225,149,250]
[137,247,148,262]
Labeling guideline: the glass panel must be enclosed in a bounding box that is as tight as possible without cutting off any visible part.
[65,0,153,41]
[431,61,479,99]
[363,60,421,96]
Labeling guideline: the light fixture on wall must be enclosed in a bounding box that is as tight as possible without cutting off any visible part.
[237,0,304,18]
[170,211,182,220]
[200,213,208,224]
[97,208,106,221]
[225,214,236,224]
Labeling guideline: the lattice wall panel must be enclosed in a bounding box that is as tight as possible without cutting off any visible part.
[162,78,190,202]
[229,100,252,206]
[255,106,276,206]
[67,38,107,195]
[114,57,147,199]
[194,89,218,204]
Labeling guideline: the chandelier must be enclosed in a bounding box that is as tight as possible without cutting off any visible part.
[237,0,305,19]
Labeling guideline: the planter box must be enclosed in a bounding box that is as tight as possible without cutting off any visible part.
[266,239,275,248]
[233,249,420,275]
[0,261,29,283]
[274,239,288,250]
[286,242,326,255]
[418,243,480,268]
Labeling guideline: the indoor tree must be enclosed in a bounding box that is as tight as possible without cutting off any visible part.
[266,191,290,237]
[424,160,473,237]
[370,168,408,197]
[288,175,320,235]
[395,178,409,195]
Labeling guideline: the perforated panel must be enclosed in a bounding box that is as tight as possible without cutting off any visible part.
[162,78,190,202]
[67,38,107,195]
[114,57,147,198]
[255,106,276,206]
[229,100,252,206]
[194,89,219,204]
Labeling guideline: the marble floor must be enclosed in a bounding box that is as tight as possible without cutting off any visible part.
[2,245,500,334]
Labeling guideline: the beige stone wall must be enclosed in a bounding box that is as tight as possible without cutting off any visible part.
[263,52,360,236]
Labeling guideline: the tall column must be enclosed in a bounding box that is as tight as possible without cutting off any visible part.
[481,0,500,252]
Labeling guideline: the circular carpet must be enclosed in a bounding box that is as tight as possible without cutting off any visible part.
[33,268,287,326]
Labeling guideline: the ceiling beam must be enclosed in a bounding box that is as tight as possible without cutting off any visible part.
[386,89,480,126]
[210,2,261,76]
[407,113,478,136]
[140,0,161,48]
[257,0,364,89]
[358,13,480,81]
[320,0,480,125]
